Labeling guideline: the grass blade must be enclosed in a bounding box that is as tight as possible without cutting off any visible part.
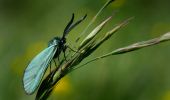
[75,0,115,42]
[74,32,170,70]
[78,16,112,50]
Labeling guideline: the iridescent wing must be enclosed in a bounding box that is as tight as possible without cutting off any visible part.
[23,44,58,94]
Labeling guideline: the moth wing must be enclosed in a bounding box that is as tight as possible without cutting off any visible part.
[23,45,57,94]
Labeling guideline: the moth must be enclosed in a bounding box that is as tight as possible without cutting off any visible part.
[23,13,87,94]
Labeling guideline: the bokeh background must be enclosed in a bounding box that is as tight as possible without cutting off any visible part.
[0,0,170,100]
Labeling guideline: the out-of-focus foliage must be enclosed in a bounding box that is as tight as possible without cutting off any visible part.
[0,0,170,100]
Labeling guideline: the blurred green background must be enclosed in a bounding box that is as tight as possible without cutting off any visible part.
[0,0,170,100]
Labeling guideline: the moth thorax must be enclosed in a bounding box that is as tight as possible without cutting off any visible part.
[48,37,60,47]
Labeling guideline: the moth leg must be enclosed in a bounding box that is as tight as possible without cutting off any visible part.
[64,52,68,62]
[54,59,57,68]
[57,56,60,64]
[49,62,52,73]
[63,46,68,62]
[67,45,81,53]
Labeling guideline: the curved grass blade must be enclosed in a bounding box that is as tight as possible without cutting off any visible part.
[75,0,115,42]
